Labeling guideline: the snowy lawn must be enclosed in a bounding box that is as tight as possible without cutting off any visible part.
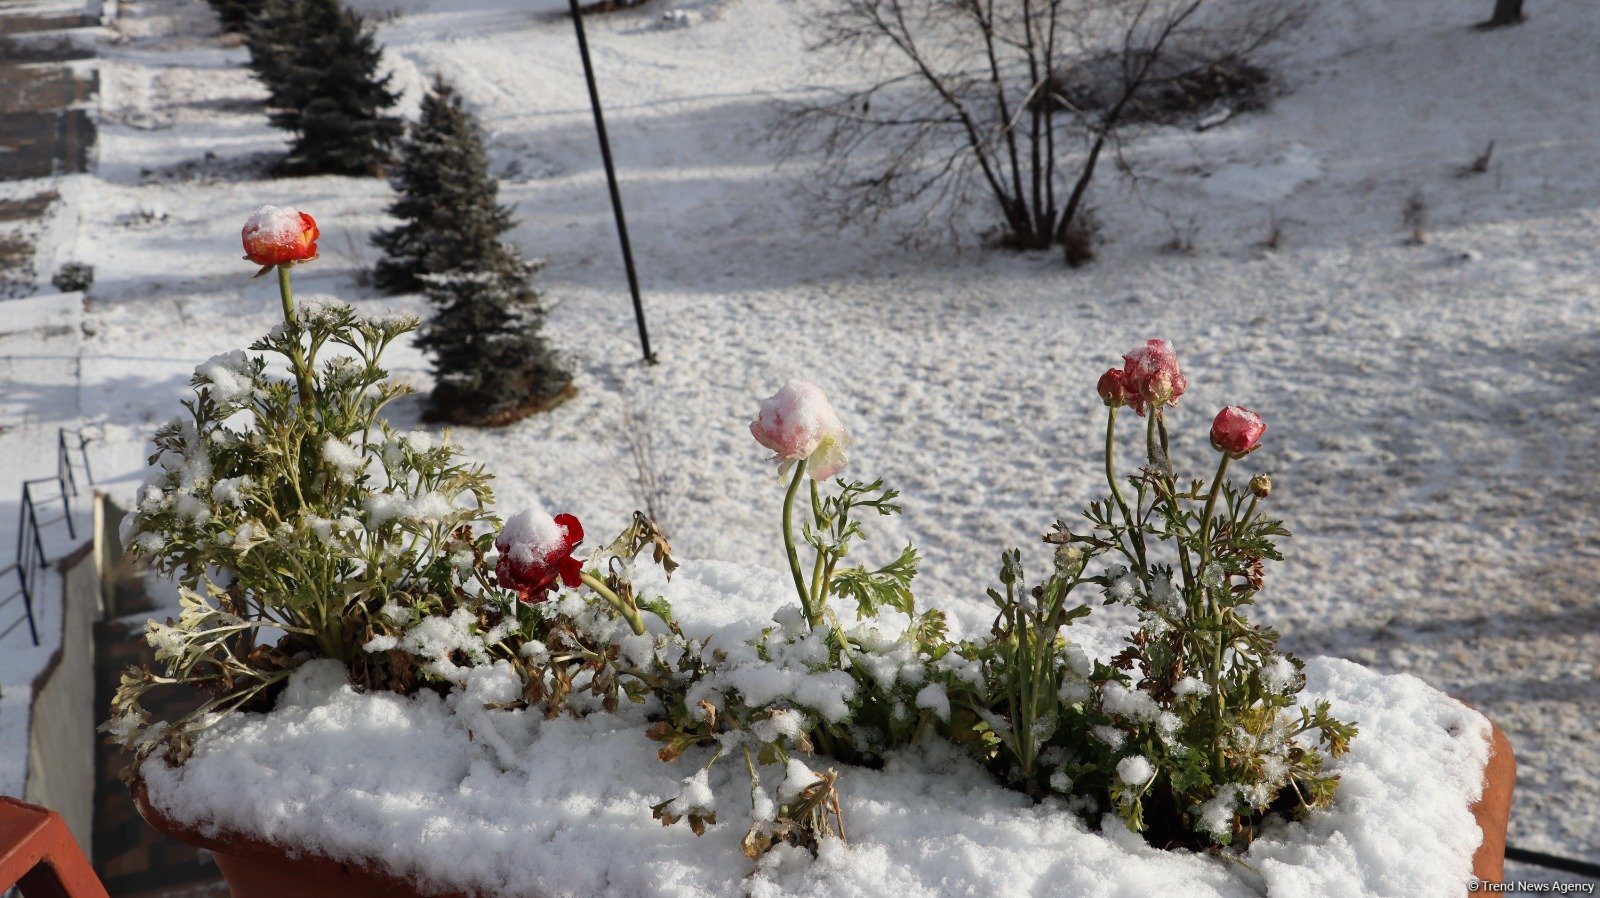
[67,0,1600,870]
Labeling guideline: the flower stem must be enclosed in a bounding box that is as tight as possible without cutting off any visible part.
[276,265,314,408]
[1198,455,1232,574]
[580,571,647,635]
[1197,453,1232,771]
[1106,407,1150,576]
[1105,407,1132,525]
[782,460,819,628]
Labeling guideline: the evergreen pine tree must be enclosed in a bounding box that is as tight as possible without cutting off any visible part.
[243,0,401,176]
[206,0,262,33]
[372,78,515,294]
[416,255,573,426]
[243,0,303,108]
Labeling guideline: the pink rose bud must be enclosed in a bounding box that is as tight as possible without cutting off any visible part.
[1121,339,1187,416]
[1096,368,1129,408]
[750,380,850,481]
[1210,406,1266,456]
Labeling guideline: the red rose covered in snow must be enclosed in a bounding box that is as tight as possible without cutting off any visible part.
[241,205,320,269]
[1096,368,1130,408]
[1121,339,1188,416]
[1210,406,1266,457]
[495,508,585,604]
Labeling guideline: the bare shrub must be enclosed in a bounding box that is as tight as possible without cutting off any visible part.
[1063,206,1100,267]
[1456,141,1494,178]
[1160,213,1200,254]
[777,0,1309,255]
[1402,191,1427,246]
[1261,208,1283,250]
[620,398,679,537]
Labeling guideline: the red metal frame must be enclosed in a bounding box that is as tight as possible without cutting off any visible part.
[0,797,109,898]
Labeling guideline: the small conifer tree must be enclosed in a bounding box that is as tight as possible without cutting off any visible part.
[206,0,261,32]
[242,0,305,108]
[416,256,573,425]
[244,0,401,175]
[372,78,516,294]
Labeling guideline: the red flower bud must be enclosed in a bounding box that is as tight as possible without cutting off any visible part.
[1096,368,1130,408]
[1120,339,1186,416]
[241,205,319,269]
[495,510,585,604]
[1210,406,1266,456]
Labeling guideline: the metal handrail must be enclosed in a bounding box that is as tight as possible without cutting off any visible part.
[6,481,51,646]
[1505,845,1600,878]
[3,428,94,647]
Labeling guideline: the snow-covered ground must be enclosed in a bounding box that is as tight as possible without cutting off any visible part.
[8,0,1599,882]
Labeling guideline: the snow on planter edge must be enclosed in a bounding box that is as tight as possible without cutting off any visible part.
[140,559,1490,898]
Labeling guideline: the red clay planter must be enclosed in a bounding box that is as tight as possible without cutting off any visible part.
[131,783,468,898]
[1471,720,1516,885]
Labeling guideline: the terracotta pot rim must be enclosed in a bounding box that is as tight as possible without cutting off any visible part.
[131,778,477,898]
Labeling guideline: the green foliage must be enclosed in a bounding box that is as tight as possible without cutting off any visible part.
[205,0,261,32]
[244,0,401,175]
[110,300,499,764]
[802,478,917,619]
[373,78,517,294]
[369,77,569,424]
[943,405,1357,849]
[414,260,571,425]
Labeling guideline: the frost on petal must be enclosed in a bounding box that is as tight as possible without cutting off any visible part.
[750,380,846,463]
[496,507,564,557]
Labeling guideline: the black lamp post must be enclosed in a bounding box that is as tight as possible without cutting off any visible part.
[566,0,658,365]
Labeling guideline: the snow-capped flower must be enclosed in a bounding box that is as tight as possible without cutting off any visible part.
[1121,339,1187,416]
[241,205,319,269]
[750,379,850,481]
[1210,406,1266,457]
[1096,368,1131,408]
[1116,755,1155,786]
[494,508,585,604]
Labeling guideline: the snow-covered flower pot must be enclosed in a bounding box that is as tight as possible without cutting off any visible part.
[129,562,1514,898]
[111,225,1514,897]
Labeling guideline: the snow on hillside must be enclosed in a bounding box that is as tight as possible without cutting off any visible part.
[52,0,1600,876]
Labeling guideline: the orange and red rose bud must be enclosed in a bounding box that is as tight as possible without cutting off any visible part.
[1120,338,1187,416]
[1096,368,1130,408]
[1211,406,1266,457]
[495,509,585,604]
[241,205,319,270]
[1249,473,1272,498]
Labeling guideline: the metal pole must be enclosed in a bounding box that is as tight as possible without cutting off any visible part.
[567,0,658,365]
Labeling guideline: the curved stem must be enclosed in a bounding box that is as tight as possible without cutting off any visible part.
[1105,407,1132,524]
[782,461,818,627]
[579,570,646,635]
[1197,455,1232,574]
